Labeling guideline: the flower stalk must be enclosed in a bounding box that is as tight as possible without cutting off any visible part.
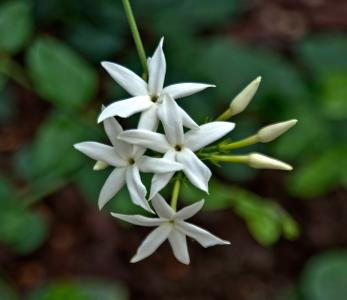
[171,177,181,211]
[121,0,148,79]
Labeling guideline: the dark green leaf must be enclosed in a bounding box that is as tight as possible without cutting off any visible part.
[0,1,33,53]
[26,37,97,111]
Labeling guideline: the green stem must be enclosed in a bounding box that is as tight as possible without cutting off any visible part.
[171,177,181,211]
[216,107,234,121]
[208,154,249,164]
[219,135,259,151]
[121,0,148,79]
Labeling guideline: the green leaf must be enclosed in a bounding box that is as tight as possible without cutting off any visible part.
[30,279,128,300]
[247,215,281,246]
[0,209,48,254]
[0,1,33,54]
[287,145,347,198]
[301,251,347,300]
[26,37,97,111]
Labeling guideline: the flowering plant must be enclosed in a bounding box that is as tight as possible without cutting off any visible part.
[74,0,297,264]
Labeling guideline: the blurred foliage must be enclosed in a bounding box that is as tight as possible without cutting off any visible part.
[0,0,346,297]
[282,251,347,300]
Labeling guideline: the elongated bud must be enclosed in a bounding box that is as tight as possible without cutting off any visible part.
[248,153,292,170]
[257,119,298,143]
[229,76,261,116]
[93,160,108,171]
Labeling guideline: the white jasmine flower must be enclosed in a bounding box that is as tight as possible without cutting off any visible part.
[111,194,230,264]
[98,38,214,130]
[119,95,235,197]
[228,76,261,116]
[257,119,298,143]
[248,153,293,170]
[74,116,183,212]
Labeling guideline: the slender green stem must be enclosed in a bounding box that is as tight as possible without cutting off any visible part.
[208,154,249,164]
[216,107,234,121]
[219,135,259,151]
[121,0,148,79]
[171,177,181,211]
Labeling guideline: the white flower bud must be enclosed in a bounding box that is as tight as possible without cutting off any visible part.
[248,153,293,170]
[257,119,298,143]
[93,160,108,171]
[229,76,261,116]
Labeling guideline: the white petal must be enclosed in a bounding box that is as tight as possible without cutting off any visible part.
[137,155,183,173]
[157,95,184,145]
[74,142,126,167]
[138,105,159,131]
[101,61,148,96]
[148,37,166,95]
[176,148,211,193]
[98,96,152,123]
[164,83,215,99]
[184,121,235,152]
[119,130,170,153]
[168,229,190,264]
[149,150,176,199]
[178,106,199,130]
[125,165,153,213]
[131,223,172,263]
[174,200,204,220]
[111,213,164,227]
[103,116,132,159]
[98,168,126,209]
[151,194,174,219]
[176,220,230,247]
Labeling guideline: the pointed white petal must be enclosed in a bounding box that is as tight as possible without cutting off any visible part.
[130,223,172,263]
[176,148,211,193]
[103,116,133,159]
[98,168,126,209]
[168,229,190,264]
[149,150,176,199]
[148,37,166,95]
[125,165,153,213]
[184,121,235,152]
[74,142,126,167]
[101,61,148,96]
[157,95,184,145]
[178,106,199,130]
[98,96,152,123]
[111,213,164,227]
[176,220,230,247]
[138,105,159,131]
[164,83,215,99]
[151,194,174,219]
[119,130,171,153]
[174,200,204,220]
[137,155,183,173]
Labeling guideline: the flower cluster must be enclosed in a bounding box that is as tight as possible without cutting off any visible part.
[74,38,297,264]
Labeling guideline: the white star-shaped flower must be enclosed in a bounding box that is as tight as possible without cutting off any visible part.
[73,116,183,213]
[119,95,235,197]
[111,194,230,264]
[97,38,214,131]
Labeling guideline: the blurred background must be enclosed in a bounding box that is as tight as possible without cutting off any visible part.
[0,0,347,299]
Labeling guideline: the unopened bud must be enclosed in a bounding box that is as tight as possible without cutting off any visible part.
[93,160,108,171]
[229,76,261,116]
[257,119,297,143]
[248,153,292,171]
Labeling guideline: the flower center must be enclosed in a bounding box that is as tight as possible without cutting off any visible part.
[175,145,182,151]
[151,94,160,102]
[128,158,135,165]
